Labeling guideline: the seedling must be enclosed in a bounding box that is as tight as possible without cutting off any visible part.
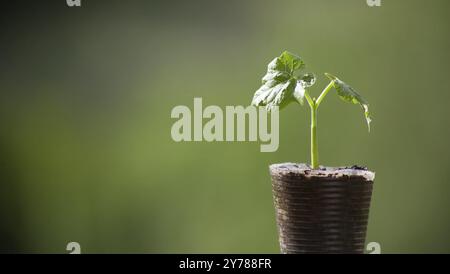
[252,51,371,169]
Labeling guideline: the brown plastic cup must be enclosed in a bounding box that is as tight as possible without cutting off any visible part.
[270,163,375,254]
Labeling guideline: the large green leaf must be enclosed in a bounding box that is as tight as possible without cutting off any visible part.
[325,73,372,131]
[252,51,315,110]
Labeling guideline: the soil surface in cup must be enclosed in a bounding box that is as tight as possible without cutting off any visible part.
[270,163,375,254]
[270,163,375,182]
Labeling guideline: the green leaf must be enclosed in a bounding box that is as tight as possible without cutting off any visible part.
[325,73,372,131]
[252,51,315,110]
[252,79,296,110]
[293,80,306,105]
[299,73,316,88]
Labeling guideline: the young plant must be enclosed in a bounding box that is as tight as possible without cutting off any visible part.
[252,51,371,169]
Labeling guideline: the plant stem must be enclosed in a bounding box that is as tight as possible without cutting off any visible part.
[304,92,315,107]
[315,81,334,107]
[311,104,319,169]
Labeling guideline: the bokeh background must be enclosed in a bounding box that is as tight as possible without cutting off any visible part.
[1,0,449,253]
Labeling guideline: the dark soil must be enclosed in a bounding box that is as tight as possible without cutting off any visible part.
[270,163,375,182]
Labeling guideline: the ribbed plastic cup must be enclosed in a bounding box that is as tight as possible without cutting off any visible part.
[270,163,375,254]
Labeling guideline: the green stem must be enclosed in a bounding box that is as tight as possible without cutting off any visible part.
[304,92,315,107]
[305,80,335,169]
[310,104,319,169]
[315,81,334,107]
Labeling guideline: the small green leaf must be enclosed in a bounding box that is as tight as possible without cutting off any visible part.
[252,51,315,110]
[278,51,305,72]
[299,73,316,88]
[325,73,372,131]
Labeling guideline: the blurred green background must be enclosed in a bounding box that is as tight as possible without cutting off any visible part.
[1,0,449,253]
